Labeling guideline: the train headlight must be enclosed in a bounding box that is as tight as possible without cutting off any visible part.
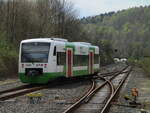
[22,64,24,68]
[44,64,47,68]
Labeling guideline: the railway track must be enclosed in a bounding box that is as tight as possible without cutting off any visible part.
[100,71,120,76]
[62,66,131,113]
[100,67,132,113]
[0,84,48,101]
[0,77,93,101]
[0,65,131,113]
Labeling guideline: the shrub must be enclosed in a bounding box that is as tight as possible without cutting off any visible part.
[127,57,136,65]
[128,57,150,76]
[138,58,150,75]
[0,38,18,79]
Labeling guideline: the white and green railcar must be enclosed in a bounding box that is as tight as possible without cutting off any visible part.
[19,38,100,84]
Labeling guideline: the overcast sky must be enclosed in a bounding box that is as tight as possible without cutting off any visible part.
[67,0,150,18]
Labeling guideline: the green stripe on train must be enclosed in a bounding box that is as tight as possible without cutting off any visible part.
[65,42,75,51]
[19,72,64,84]
[19,70,90,84]
[89,46,95,52]
[73,70,89,76]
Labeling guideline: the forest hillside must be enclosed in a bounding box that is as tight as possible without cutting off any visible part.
[80,6,150,74]
[0,0,150,79]
[81,6,150,58]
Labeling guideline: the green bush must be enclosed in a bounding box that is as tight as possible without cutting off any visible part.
[127,57,150,75]
[127,58,137,65]
[138,58,150,75]
[0,58,7,79]
[0,38,18,79]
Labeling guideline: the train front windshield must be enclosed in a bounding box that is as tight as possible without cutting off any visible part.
[21,42,50,63]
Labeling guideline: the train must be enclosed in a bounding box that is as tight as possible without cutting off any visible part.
[18,38,100,84]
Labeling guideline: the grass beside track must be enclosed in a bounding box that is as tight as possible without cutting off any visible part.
[0,79,19,85]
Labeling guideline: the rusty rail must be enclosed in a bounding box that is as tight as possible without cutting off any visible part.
[62,79,95,113]
[62,65,129,113]
[0,85,48,101]
[100,67,132,113]
[0,84,33,95]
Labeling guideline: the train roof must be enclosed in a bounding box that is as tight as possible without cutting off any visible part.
[21,38,56,43]
[72,42,99,49]
[21,38,99,48]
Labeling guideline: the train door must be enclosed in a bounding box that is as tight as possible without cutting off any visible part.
[53,46,57,72]
[66,48,73,77]
[55,46,64,73]
[89,51,94,74]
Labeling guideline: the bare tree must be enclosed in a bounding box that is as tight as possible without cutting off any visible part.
[0,0,81,43]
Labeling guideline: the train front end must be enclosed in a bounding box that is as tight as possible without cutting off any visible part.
[19,39,52,84]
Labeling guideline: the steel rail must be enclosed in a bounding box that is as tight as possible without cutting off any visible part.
[101,71,129,77]
[0,85,48,101]
[62,65,129,113]
[100,67,132,113]
[100,71,119,76]
[62,79,95,113]
[62,77,115,113]
[0,77,93,101]
[100,66,129,76]
[0,84,34,95]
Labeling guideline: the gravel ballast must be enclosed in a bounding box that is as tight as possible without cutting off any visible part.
[0,63,127,113]
[110,67,150,113]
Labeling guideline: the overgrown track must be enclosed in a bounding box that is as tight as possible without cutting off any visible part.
[0,77,94,101]
[62,66,131,113]
[0,84,34,95]
[0,84,48,101]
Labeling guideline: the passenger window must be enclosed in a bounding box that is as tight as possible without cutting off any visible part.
[73,55,88,66]
[57,52,66,65]
[53,46,56,56]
